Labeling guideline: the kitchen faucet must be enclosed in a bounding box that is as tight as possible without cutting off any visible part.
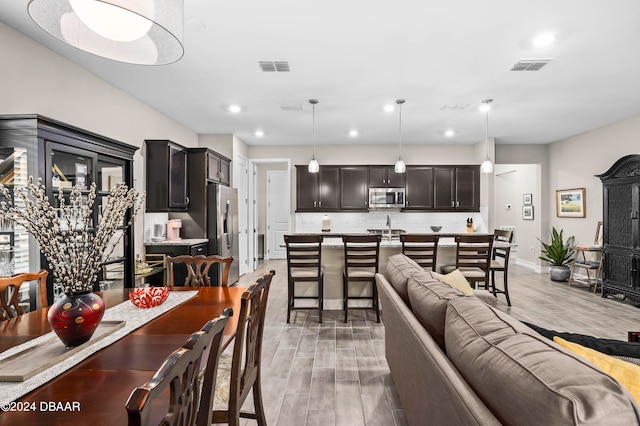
[386,214,392,240]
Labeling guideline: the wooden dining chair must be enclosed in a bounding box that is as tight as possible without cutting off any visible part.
[342,234,382,323]
[126,309,232,426]
[0,270,48,320]
[490,229,514,306]
[400,234,440,271]
[441,234,494,290]
[211,270,275,426]
[284,234,324,323]
[166,255,234,288]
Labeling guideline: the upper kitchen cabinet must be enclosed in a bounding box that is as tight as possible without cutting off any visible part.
[296,165,340,212]
[340,166,369,210]
[404,166,434,210]
[434,166,480,211]
[206,149,231,186]
[145,140,188,212]
[369,166,405,188]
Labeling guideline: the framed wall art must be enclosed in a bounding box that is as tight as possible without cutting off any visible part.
[522,205,534,220]
[556,188,586,218]
[523,193,532,205]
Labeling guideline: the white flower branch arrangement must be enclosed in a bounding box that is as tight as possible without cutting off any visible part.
[0,177,144,294]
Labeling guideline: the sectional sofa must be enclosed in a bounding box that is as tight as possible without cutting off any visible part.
[376,254,640,425]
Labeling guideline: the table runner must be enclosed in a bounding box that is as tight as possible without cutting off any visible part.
[0,290,198,404]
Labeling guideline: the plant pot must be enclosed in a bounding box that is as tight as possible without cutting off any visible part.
[549,265,571,282]
[47,291,105,347]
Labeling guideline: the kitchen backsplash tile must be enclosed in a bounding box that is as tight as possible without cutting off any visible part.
[295,210,488,234]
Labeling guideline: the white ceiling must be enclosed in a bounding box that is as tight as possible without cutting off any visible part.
[2,1,640,147]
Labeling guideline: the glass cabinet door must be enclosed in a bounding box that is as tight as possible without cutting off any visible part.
[97,155,129,290]
[47,142,96,190]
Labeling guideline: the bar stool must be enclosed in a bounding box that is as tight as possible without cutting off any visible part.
[400,234,440,271]
[342,234,382,323]
[441,234,494,289]
[490,229,514,306]
[284,234,324,323]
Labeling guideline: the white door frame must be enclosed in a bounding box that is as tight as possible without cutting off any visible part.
[234,154,249,276]
[248,158,291,270]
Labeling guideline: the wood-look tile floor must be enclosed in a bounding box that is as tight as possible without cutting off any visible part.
[235,260,640,425]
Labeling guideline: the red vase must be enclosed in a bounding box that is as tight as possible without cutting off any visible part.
[47,291,105,347]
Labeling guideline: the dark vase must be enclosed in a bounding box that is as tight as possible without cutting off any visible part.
[47,291,105,347]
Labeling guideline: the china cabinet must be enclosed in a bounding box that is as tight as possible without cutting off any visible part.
[0,114,137,306]
[597,155,640,302]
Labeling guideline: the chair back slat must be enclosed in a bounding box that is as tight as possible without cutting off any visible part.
[167,255,234,288]
[285,235,323,280]
[0,270,48,320]
[493,229,514,262]
[401,234,440,271]
[342,234,381,273]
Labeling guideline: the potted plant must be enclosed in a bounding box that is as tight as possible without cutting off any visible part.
[538,227,575,281]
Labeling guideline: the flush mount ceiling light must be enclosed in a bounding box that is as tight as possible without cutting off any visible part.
[27,0,184,65]
[228,104,242,113]
[308,99,320,173]
[480,99,494,174]
[349,130,359,137]
[445,129,455,138]
[394,99,406,174]
[255,130,264,137]
[533,32,555,47]
[383,104,395,113]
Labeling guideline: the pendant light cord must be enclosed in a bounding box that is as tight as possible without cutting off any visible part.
[310,99,318,159]
[396,99,405,159]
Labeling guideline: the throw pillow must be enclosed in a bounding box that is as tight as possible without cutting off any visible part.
[430,269,474,295]
[554,336,640,404]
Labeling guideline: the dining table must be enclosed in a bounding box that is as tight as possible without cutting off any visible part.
[0,285,246,425]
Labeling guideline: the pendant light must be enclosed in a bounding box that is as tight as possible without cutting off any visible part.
[308,99,320,173]
[394,99,406,174]
[27,0,184,65]
[480,99,494,174]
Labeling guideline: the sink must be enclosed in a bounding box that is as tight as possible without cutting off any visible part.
[366,229,407,239]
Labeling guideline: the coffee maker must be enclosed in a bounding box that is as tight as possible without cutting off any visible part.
[166,219,182,241]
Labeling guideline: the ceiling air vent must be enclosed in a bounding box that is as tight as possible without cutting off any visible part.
[259,60,290,72]
[439,104,469,111]
[278,103,303,112]
[510,58,553,71]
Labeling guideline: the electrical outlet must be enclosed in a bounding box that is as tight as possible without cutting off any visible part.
[529,246,535,252]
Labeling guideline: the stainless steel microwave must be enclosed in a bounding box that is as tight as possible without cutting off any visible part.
[369,187,405,209]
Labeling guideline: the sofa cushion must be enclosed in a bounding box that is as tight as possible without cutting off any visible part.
[554,336,640,405]
[445,297,640,425]
[385,254,424,306]
[430,269,474,295]
[407,271,467,351]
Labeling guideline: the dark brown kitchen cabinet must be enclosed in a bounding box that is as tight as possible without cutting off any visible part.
[434,166,479,211]
[404,166,434,209]
[207,150,231,186]
[296,165,340,212]
[340,166,369,210]
[146,140,188,212]
[369,166,405,188]
[597,155,640,302]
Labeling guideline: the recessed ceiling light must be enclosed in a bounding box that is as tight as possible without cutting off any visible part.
[383,104,395,113]
[533,32,555,47]
[479,99,492,112]
[349,130,359,137]
[444,130,455,137]
[228,105,242,113]
[255,130,264,137]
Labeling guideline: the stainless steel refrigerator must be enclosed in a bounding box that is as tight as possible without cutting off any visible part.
[207,183,239,285]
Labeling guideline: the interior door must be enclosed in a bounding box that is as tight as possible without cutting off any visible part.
[236,155,249,276]
[267,170,289,259]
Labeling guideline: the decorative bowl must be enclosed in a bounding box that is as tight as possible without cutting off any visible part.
[430,226,442,232]
[129,286,169,308]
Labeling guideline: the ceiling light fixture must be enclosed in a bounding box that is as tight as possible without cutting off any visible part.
[349,130,359,137]
[394,99,406,174]
[480,99,494,174]
[445,129,455,138]
[228,105,242,113]
[308,99,319,173]
[255,130,264,137]
[383,104,395,113]
[27,0,184,66]
[533,32,555,47]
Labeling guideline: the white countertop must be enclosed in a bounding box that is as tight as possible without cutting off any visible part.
[145,238,208,246]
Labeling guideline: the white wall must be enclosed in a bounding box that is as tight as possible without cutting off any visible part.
[0,22,198,256]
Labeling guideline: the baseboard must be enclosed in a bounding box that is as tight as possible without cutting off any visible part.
[515,258,542,273]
